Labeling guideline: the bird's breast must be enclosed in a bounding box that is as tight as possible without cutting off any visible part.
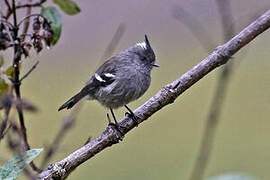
[94,70,151,109]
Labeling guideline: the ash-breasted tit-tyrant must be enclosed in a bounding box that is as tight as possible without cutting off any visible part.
[58,35,159,127]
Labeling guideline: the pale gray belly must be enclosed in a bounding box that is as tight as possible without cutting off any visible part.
[92,74,151,109]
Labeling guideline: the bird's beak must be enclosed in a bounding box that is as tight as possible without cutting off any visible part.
[152,62,160,67]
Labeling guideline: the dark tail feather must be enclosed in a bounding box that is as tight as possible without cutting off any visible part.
[58,90,88,111]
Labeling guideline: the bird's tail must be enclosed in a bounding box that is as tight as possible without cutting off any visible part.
[58,88,89,111]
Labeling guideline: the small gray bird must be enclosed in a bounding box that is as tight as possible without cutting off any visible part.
[58,35,158,126]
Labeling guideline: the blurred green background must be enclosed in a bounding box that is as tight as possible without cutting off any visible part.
[1,0,270,179]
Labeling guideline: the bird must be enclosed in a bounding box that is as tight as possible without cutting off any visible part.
[58,35,158,128]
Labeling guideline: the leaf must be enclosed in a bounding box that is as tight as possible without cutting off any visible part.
[5,66,15,77]
[0,79,9,98]
[0,149,43,180]
[53,0,81,15]
[41,7,62,45]
[206,173,257,180]
[5,63,21,77]
[0,55,4,67]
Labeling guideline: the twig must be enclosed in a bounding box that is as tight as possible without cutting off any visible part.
[11,0,40,173]
[16,0,47,9]
[20,61,39,82]
[21,0,33,40]
[5,0,46,20]
[189,1,236,180]
[37,10,270,179]
[4,0,12,17]
[18,14,44,27]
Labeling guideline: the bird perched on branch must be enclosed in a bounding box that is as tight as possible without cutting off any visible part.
[58,35,158,129]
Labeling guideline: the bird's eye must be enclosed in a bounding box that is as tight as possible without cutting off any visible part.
[141,56,147,61]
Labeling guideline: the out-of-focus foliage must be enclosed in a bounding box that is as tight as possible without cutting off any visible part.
[0,149,43,180]
[0,56,4,67]
[53,0,81,15]
[41,7,62,45]
[206,173,258,180]
[0,78,9,100]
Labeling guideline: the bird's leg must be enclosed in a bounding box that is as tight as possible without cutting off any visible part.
[124,105,139,127]
[110,108,118,125]
[108,108,124,135]
[106,113,113,125]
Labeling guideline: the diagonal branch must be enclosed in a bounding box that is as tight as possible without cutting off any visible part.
[37,10,270,180]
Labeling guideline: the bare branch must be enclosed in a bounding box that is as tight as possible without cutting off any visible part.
[37,10,270,180]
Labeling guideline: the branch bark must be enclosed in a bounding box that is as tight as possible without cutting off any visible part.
[37,10,270,180]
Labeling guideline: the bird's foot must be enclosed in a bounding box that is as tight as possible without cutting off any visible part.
[107,113,124,137]
[125,111,139,127]
[124,105,139,127]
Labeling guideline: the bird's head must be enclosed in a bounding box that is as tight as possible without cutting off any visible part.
[134,35,159,68]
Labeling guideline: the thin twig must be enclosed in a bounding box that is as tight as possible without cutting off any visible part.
[5,0,46,20]
[21,0,33,40]
[37,10,270,179]
[4,0,12,17]
[20,61,39,82]
[18,14,45,27]
[16,0,46,9]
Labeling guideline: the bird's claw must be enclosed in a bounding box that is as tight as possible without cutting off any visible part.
[107,113,124,137]
[125,112,139,127]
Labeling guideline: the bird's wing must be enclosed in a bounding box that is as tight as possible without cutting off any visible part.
[87,57,118,88]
